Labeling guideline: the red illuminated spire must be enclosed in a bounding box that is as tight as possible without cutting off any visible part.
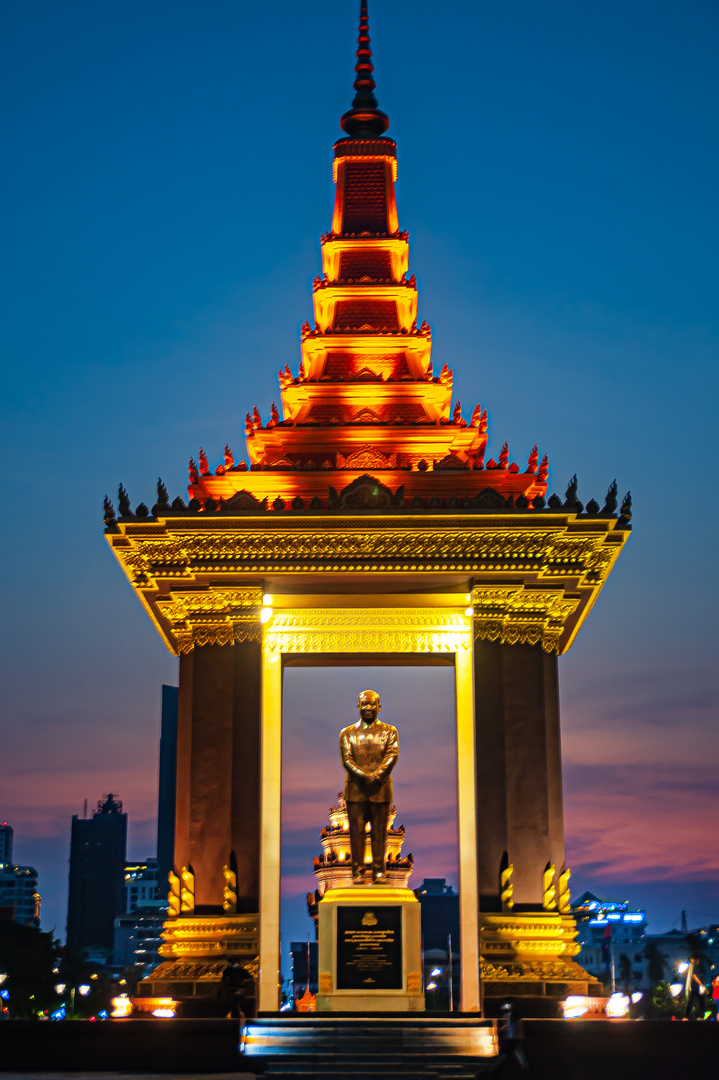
[341,0,390,137]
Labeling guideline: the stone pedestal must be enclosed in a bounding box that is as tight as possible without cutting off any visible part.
[316,886,425,1012]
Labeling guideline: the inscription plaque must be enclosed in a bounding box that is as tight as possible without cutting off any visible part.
[336,906,403,991]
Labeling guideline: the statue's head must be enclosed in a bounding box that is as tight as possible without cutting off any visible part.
[357,689,381,723]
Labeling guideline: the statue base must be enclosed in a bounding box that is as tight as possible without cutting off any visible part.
[316,886,425,1012]
[480,911,602,1009]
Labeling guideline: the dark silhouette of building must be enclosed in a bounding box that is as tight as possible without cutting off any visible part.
[290,940,318,1002]
[157,685,178,893]
[415,878,460,1010]
[66,793,127,955]
[0,863,40,927]
[0,821,13,864]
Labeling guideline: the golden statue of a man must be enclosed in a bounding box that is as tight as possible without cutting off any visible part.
[339,690,399,885]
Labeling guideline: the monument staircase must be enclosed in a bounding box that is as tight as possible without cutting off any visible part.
[242,1015,499,1080]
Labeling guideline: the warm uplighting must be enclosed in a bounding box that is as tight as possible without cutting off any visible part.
[605,992,630,1018]
[263,593,273,605]
[561,995,589,1019]
[151,998,177,1018]
[260,606,273,623]
[464,607,473,618]
[110,994,132,1018]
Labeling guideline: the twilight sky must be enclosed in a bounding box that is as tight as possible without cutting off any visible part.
[2,0,718,952]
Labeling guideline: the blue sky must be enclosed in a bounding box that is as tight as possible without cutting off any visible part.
[1,0,718,946]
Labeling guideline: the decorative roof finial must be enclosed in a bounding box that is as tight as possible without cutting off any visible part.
[341,1,390,138]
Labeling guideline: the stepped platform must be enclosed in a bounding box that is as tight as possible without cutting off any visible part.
[241,1016,499,1078]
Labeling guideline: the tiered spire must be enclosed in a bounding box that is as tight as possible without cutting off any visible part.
[341,0,390,137]
[188,2,548,510]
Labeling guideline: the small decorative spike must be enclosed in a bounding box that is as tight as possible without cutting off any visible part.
[135,502,149,518]
[118,484,132,517]
[526,444,539,473]
[557,867,571,914]
[470,404,481,426]
[156,478,170,509]
[270,402,280,426]
[453,399,462,423]
[565,474,578,503]
[301,319,311,338]
[500,862,514,912]
[252,406,262,429]
[542,863,557,911]
[498,441,509,469]
[537,453,549,482]
[189,457,200,485]
[285,364,292,381]
[222,864,237,915]
[180,866,195,914]
[198,448,210,475]
[585,498,600,515]
[245,412,253,436]
[619,491,632,522]
[602,479,618,514]
[479,408,488,433]
[103,495,116,527]
[224,444,235,469]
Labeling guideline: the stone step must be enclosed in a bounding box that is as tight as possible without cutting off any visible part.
[264,1069,484,1080]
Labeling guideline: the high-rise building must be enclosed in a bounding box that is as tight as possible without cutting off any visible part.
[0,822,13,864]
[66,793,127,956]
[156,685,178,894]
[0,863,41,928]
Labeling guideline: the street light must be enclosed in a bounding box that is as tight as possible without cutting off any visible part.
[54,983,66,995]
[430,967,442,977]
[0,973,7,986]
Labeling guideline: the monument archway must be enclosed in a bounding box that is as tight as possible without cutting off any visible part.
[104,0,630,1015]
[260,602,478,1011]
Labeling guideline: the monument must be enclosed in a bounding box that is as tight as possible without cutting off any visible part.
[105,0,630,1014]
[314,690,423,1011]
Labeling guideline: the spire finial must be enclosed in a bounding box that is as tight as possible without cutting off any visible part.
[341,1,390,137]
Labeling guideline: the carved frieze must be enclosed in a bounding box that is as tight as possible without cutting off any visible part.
[264,608,471,655]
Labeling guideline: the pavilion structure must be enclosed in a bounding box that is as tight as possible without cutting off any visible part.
[105,2,630,1014]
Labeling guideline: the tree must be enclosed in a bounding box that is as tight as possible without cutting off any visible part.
[618,952,633,992]
[0,921,57,1018]
[643,940,668,985]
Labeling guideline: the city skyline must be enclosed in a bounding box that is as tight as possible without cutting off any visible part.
[1,0,717,944]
